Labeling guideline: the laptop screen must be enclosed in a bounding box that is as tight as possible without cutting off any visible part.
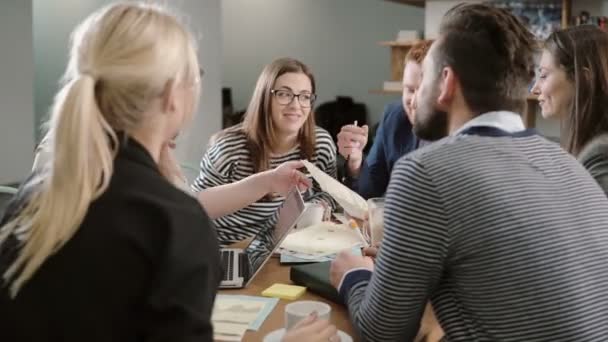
[244,189,305,279]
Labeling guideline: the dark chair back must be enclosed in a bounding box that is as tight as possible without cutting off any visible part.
[0,186,18,221]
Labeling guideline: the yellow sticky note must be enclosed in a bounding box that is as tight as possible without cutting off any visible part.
[262,283,307,300]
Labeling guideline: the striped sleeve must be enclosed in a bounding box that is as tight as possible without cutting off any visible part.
[578,136,608,196]
[343,156,449,341]
[191,137,238,192]
[307,128,338,209]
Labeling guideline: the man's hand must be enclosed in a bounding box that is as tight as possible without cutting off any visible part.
[362,240,381,261]
[362,246,379,259]
[337,124,369,177]
[266,161,312,196]
[330,250,374,289]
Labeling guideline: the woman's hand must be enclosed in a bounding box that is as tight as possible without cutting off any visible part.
[158,140,187,186]
[266,161,312,196]
[281,313,340,342]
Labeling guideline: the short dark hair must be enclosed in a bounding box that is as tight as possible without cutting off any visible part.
[434,3,537,115]
[544,26,608,155]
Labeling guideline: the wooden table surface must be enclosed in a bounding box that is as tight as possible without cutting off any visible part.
[218,257,444,342]
[218,257,354,341]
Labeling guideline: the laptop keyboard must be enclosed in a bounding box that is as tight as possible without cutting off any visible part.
[221,250,235,282]
[238,252,246,278]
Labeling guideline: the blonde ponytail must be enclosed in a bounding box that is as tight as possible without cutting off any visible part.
[0,2,200,296]
[2,74,116,296]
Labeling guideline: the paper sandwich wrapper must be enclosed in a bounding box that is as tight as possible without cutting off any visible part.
[281,222,363,256]
[301,159,368,219]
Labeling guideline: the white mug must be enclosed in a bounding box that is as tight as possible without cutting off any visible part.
[297,203,325,229]
[368,197,385,245]
[284,300,331,330]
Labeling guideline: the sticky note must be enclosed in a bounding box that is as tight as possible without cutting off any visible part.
[261,283,306,300]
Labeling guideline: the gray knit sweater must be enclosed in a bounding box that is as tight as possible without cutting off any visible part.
[579,133,608,196]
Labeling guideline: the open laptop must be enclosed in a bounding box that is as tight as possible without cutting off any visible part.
[219,188,305,289]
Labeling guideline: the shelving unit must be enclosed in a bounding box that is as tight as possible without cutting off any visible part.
[378,40,419,85]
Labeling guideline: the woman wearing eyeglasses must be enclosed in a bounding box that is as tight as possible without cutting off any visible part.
[192,58,337,246]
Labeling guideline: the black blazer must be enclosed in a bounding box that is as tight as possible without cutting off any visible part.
[0,137,221,342]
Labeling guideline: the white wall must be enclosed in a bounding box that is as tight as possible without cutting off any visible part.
[0,0,35,184]
[173,0,222,167]
[33,0,222,168]
[33,0,104,142]
[572,0,604,16]
[222,0,425,125]
[424,0,483,39]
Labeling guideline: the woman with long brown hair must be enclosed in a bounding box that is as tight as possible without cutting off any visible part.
[193,58,337,246]
[531,25,608,194]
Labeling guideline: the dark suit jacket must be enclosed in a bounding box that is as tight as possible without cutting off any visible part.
[0,137,221,342]
[346,101,423,199]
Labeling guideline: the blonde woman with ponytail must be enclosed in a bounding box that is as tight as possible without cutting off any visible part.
[0,3,222,341]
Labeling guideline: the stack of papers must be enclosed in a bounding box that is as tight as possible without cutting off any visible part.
[302,160,368,219]
[280,245,363,264]
[212,295,279,341]
[280,252,335,264]
[279,222,364,258]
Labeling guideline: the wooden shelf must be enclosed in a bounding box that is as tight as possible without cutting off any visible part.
[378,41,416,81]
[383,0,425,8]
[562,0,572,28]
[369,89,402,95]
[378,40,420,47]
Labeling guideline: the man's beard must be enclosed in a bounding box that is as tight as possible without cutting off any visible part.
[413,87,449,141]
[413,108,448,141]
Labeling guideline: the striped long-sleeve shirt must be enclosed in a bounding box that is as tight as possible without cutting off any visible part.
[340,129,608,341]
[192,126,337,246]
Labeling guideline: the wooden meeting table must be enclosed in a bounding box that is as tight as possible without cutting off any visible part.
[218,256,444,341]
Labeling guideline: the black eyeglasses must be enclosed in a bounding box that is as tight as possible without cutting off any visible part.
[270,89,316,108]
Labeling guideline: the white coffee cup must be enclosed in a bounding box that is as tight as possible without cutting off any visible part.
[368,197,385,245]
[297,203,325,229]
[284,300,331,330]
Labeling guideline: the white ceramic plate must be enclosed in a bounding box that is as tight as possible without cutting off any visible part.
[263,328,353,342]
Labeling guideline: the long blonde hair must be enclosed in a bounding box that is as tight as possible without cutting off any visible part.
[241,58,317,173]
[0,2,199,296]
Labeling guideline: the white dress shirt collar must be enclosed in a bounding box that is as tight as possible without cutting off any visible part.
[452,111,526,136]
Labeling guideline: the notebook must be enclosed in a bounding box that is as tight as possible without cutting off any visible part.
[290,261,342,304]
